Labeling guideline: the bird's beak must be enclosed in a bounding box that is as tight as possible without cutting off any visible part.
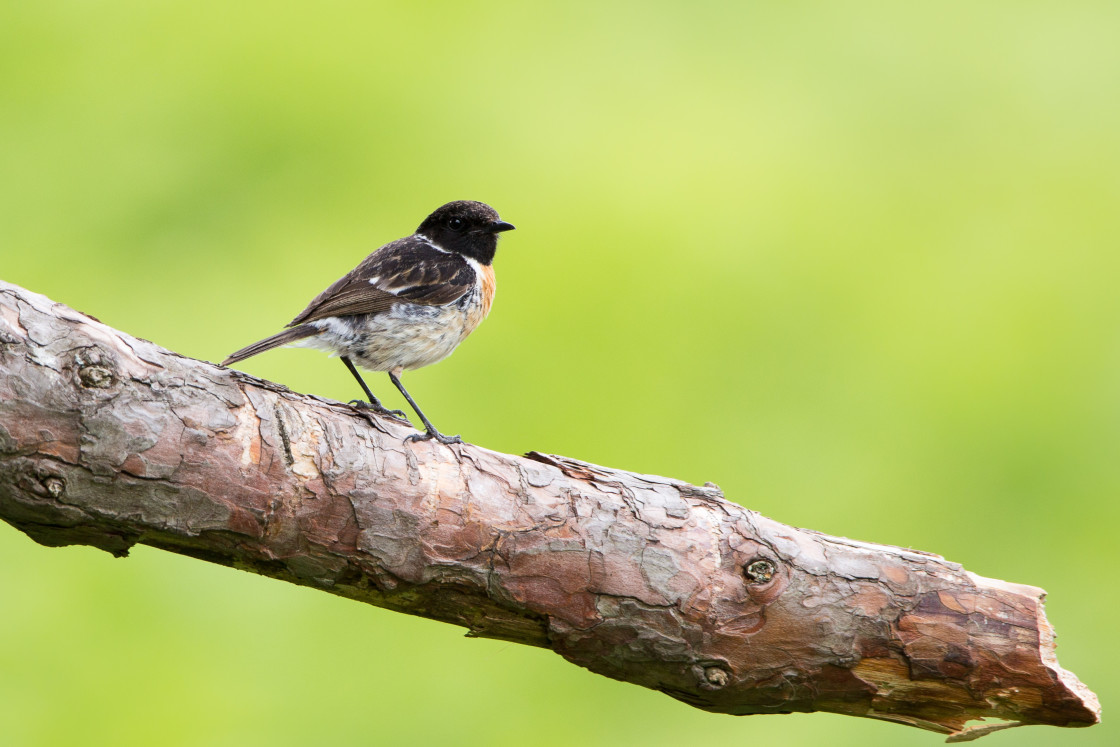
[490,220,516,233]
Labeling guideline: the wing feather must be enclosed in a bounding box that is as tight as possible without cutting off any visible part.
[286,237,475,327]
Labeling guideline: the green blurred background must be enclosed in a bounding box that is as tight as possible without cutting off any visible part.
[2,1,1117,744]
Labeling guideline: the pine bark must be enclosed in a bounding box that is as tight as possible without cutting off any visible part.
[0,280,1099,741]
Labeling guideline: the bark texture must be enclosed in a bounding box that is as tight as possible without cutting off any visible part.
[0,280,1100,741]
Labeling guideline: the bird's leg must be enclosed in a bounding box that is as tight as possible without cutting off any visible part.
[341,357,410,422]
[389,371,462,445]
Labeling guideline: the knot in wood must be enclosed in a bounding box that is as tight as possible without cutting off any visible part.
[79,366,113,388]
[703,666,729,688]
[24,461,67,499]
[744,558,776,584]
[73,348,116,389]
[41,476,65,498]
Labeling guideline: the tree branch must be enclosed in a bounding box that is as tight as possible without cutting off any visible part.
[0,280,1099,741]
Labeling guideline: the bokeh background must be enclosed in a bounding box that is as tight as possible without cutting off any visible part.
[2,1,1118,745]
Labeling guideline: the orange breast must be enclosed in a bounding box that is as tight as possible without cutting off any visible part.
[479,264,496,319]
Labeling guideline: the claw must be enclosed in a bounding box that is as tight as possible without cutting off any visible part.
[405,429,463,446]
[349,399,410,424]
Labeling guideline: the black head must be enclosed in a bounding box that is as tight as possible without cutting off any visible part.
[416,200,514,265]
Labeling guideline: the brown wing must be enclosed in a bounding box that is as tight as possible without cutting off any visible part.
[286,236,476,327]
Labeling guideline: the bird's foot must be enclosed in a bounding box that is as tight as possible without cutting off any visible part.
[405,428,463,446]
[349,399,410,424]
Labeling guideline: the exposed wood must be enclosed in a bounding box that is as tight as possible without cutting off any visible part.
[0,280,1099,741]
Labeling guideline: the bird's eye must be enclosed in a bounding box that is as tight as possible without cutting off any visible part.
[448,217,465,231]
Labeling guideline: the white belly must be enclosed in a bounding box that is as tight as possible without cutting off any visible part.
[300,288,486,372]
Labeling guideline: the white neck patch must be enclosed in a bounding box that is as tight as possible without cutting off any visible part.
[414,232,449,254]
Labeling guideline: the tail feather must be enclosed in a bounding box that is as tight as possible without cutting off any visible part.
[221,324,319,366]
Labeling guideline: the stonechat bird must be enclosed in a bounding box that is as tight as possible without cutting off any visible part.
[222,200,514,445]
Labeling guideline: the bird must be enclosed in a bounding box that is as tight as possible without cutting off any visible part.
[221,200,514,445]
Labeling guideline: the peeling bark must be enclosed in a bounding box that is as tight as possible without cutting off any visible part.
[0,280,1099,741]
